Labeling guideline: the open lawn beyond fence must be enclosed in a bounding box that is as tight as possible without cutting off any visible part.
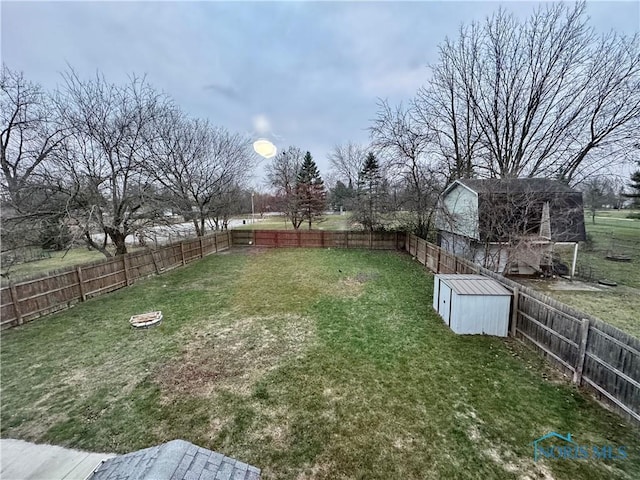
[405,234,640,427]
[1,249,639,480]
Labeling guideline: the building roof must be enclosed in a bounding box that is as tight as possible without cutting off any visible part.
[456,178,576,194]
[89,439,260,480]
[441,178,586,243]
[436,274,512,296]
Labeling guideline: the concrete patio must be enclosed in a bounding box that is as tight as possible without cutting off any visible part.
[0,439,113,480]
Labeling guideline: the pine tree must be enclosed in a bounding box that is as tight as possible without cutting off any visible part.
[622,161,640,208]
[629,166,640,196]
[296,152,326,229]
[356,153,384,231]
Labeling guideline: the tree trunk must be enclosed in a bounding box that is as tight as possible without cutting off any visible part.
[104,227,128,256]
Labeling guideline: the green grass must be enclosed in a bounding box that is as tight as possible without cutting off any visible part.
[236,214,355,231]
[1,249,639,479]
[537,210,640,336]
[549,286,640,339]
[1,247,110,283]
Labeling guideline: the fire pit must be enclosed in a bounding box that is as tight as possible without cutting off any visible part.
[130,311,163,328]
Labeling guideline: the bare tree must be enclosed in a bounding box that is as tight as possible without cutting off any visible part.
[149,109,254,236]
[423,3,640,183]
[1,65,68,210]
[51,70,170,256]
[413,32,480,180]
[370,100,441,238]
[266,146,305,229]
[328,142,367,188]
[1,66,74,271]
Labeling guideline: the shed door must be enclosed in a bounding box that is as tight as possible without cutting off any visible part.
[439,282,452,325]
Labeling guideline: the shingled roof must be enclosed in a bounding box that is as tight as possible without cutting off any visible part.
[457,177,576,194]
[443,178,586,242]
[89,439,260,480]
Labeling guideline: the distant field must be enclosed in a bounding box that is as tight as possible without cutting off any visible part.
[235,214,356,231]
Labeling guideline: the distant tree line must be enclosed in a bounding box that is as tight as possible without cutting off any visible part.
[1,65,256,259]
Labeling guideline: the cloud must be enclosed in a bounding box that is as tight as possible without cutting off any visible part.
[203,83,241,101]
[252,114,272,135]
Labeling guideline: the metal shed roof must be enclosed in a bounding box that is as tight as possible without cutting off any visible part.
[436,274,511,296]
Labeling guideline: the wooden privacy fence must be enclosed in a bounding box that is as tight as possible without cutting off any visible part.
[1,231,231,330]
[232,229,406,250]
[405,233,640,425]
[1,229,403,331]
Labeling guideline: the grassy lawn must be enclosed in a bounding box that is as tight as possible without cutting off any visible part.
[1,247,110,284]
[534,210,640,336]
[236,214,355,231]
[1,249,638,479]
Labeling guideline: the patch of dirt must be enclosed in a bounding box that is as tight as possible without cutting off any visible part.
[248,405,291,449]
[294,460,337,480]
[155,314,315,400]
[337,272,378,297]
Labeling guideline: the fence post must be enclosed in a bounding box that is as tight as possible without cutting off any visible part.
[346,232,349,248]
[214,234,218,252]
[8,282,23,326]
[369,231,373,250]
[321,230,325,248]
[573,318,590,385]
[150,250,161,274]
[199,237,204,258]
[76,266,86,301]
[510,287,519,337]
[180,242,186,265]
[436,248,442,274]
[123,256,131,286]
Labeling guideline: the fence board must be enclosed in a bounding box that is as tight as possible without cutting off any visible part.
[1,231,231,331]
[403,233,640,425]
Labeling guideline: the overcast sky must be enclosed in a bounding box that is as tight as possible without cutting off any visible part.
[2,1,639,184]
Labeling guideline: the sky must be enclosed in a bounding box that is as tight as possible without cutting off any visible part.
[2,1,639,185]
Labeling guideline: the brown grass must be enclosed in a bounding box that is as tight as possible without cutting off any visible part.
[155,313,315,400]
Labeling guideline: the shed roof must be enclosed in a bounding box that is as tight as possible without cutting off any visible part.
[89,439,260,480]
[436,274,512,296]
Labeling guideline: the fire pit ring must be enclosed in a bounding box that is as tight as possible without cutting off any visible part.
[130,311,163,328]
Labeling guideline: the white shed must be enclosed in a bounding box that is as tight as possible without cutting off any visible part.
[433,274,512,337]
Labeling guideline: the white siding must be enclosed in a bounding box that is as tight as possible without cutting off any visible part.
[472,245,509,273]
[440,232,475,259]
[450,295,510,336]
[433,275,511,337]
[437,184,479,240]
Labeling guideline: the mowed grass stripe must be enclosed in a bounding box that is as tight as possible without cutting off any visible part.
[1,248,638,479]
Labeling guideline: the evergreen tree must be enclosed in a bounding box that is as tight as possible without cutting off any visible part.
[296,152,326,229]
[355,153,385,231]
[628,162,640,207]
[328,180,356,212]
